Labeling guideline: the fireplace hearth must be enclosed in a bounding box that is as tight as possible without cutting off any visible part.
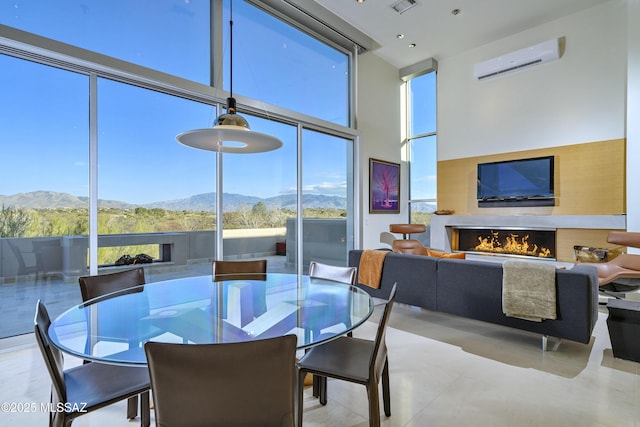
[453,227,556,260]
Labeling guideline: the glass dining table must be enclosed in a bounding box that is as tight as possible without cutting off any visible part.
[48,273,374,366]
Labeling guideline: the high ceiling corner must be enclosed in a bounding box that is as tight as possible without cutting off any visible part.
[312,0,612,69]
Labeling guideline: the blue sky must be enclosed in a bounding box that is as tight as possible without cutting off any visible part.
[0,0,350,204]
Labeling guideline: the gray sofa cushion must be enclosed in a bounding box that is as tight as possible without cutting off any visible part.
[349,250,437,310]
[436,258,598,344]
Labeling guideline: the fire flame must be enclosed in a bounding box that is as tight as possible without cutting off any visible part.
[474,230,551,258]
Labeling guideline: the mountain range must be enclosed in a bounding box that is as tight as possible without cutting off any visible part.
[0,191,346,211]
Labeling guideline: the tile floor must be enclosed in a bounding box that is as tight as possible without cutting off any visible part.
[1,301,639,426]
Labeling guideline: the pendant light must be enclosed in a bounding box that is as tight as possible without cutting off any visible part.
[176,0,283,154]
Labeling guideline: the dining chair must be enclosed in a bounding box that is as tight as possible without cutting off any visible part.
[308,260,357,336]
[212,259,267,279]
[78,267,156,419]
[297,284,397,427]
[212,259,268,321]
[34,300,150,427]
[144,334,297,427]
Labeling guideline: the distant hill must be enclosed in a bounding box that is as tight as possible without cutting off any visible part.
[0,191,347,211]
[0,191,135,209]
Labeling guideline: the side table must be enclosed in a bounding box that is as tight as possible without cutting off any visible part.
[606,298,640,363]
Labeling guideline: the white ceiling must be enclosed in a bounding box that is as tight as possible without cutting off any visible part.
[312,0,611,69]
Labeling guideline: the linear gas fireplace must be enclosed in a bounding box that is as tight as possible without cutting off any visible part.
[453,227,557,260]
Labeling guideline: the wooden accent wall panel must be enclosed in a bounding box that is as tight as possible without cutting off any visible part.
[556,229,625,262]
[437,139,626,216]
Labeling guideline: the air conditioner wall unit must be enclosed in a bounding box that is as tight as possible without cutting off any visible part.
[473,38,561,80]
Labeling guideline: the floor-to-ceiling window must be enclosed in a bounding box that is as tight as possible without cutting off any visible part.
[0,55,89,337]
[406,70,437,246]
[96,79,218,276]
[0,0,357,337]
[299,129,353,271]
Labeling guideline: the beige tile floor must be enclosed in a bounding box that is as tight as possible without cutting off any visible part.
[1,302,638,427]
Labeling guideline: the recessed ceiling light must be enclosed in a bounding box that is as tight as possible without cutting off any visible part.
[409,43,416,48]
[397,34,405,39]
[357,0,365,3]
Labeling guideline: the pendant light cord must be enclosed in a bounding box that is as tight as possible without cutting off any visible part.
[229,0,234,100]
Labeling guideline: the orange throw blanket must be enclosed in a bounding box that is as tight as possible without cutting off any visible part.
[358,250,389,289]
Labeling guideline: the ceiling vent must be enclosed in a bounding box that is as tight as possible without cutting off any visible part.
[473,38,561,80]
[391,0,419,14]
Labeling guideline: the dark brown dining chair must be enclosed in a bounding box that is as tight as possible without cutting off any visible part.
[297,284,397,427]
[212,259,268,320]
[212,259,267,279]
[145,334,297,427]
[34,300,150,427]
[308,260,357,336]
[78,267,156,419]
[306,261,359,394]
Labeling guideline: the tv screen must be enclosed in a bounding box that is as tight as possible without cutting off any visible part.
[477,156,554,202]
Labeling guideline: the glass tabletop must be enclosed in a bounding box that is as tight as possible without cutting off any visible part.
[48,273,374,365]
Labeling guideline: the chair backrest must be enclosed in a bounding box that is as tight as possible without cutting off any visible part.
[78,267,149,352]
[145,335,297,427]
[392,239,429,256]
[212,259,267,281]
[78,267,146,302]
[369,284,397,380]
[379,231,396,248]
[607,231,640,249]
[34,300,66,403]
[308,261,357,285]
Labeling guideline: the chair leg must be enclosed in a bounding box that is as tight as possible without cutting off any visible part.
[140,391,150,427]
[312,374,319,397]
[126,395,139,419]
[366,382,381,427]
[297,370,307,427]
[319,376,328,405]
[382,359,391,416]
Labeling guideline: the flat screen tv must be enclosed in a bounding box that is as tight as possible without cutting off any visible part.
[477,156,555,207]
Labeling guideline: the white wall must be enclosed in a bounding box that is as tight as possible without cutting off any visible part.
[355,0,637,250]
[438,0,627,160]
[356,51,404,249]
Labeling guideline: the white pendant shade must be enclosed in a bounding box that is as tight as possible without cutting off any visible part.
[176,124,283,154]
[175,0,283,155]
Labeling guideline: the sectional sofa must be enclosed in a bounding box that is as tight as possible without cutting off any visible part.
[348,250,600,346]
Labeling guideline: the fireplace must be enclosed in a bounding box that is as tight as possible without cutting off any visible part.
[453,227,557,260]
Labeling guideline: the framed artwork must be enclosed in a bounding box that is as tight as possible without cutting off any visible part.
[369,158,400,214]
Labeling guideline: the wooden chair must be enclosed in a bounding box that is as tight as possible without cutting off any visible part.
[34,300,150,427]
[145,335,297,427]
[78,267,156,419]
[297,284,397,427]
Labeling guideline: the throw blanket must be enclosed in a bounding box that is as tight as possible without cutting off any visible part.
[502,260,557,322]
[358,250,389,289]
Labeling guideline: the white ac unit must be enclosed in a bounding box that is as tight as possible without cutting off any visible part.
[473,38,561,80]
